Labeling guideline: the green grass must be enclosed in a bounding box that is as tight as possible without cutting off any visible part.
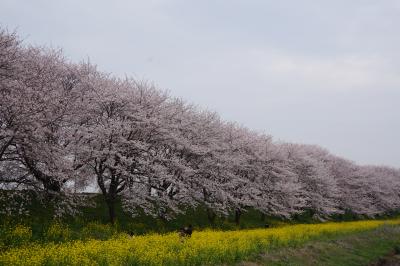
[240,225,400,266]
[0,190,290,240]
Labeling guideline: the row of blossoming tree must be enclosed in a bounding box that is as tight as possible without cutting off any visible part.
[1,29,400,224]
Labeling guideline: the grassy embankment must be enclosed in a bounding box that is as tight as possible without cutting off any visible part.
[239,224,400,266]
[2,191,400,265]
[0,191,290,236]
[1,190,393,238]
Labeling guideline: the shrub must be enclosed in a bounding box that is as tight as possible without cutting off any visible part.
[126,222,148,235]
[45,222,70,242]
[0,224,32,249]
[82,222,117,240]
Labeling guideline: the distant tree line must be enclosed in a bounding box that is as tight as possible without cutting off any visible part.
[1,28,400,224]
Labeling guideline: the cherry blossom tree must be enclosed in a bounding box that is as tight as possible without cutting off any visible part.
[2,28,400,224]
[0,29,91,216]
[0,29,21,166]
[280,144,342,219]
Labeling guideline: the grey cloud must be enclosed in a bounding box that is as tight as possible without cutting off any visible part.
[1,0,399,167]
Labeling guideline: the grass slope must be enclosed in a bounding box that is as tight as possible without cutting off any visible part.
[0,191,305,237]
[3,190,397,238]
[241,225,400,266]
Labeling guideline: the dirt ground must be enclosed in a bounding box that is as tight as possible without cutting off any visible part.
[371,253,400,266]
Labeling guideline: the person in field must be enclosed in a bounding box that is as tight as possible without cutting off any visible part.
[179,224,193,240]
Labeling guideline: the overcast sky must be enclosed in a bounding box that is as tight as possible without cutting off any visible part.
[1,0,399,167]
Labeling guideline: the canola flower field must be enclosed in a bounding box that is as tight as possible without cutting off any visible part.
[1,219,400,266]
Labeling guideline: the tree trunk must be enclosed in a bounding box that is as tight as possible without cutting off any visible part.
[96,166,123,225]
[42,178,62,192]
[23,154,63,193]
[206,208,217,224]
[235,209,241,226]
[260,212,266,221]
[158,206,169,222]
[106,198,116,225]
[202,187,217,224]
